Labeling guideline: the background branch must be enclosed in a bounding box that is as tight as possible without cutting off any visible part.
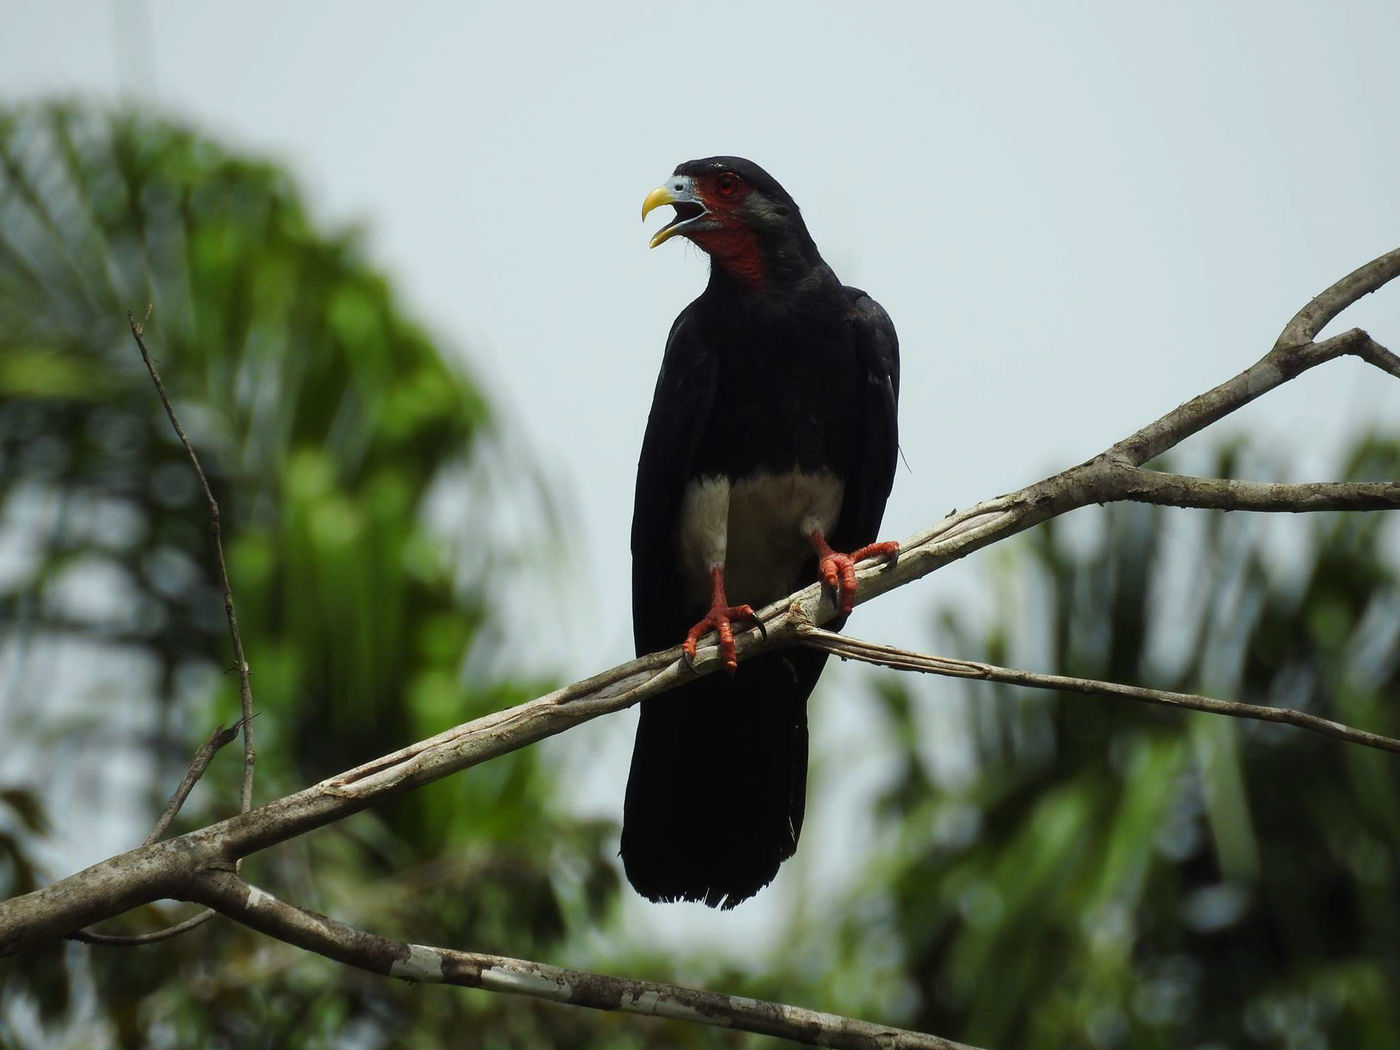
[798,627,1400,755]
[129,308,257,814]
[68,910,215,947]
[141,721,244,848]
[67,313,262,947]
[190,871,983,1050]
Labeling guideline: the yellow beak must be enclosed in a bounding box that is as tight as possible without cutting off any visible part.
[641,185,677,222]
[642,185,683,249]
[642,175,711,249]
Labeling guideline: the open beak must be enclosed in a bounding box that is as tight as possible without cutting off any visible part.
[641,175,708,249]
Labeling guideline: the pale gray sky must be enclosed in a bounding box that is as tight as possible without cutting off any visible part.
[4,0,1399,955]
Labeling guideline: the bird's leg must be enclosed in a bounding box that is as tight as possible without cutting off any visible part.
[808,531,900,614]
[683,565,760,672]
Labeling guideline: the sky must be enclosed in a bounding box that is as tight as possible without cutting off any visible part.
[3,0,1399,957]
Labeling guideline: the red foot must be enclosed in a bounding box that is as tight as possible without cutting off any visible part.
[683,566,759,671]
[809,533,900,613]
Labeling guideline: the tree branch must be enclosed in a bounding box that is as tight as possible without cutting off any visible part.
[1103,466,1400,513]
[66,313,262,948]
[797,627,1400,755]
[189,871,982,1050]
[142,721,244,848]
[1104,326,1390,469]
[68,909,215,947]
[1275,247,1400,350]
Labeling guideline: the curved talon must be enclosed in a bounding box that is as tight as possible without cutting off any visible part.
[682,602,757,672]
[811,534,901,613]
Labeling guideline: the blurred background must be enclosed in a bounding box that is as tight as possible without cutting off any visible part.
[2,2,1399,1047]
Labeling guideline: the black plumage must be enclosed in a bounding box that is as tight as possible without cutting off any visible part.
[623,157,900,908]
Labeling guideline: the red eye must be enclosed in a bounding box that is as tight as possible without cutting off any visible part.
[715,173,740,198]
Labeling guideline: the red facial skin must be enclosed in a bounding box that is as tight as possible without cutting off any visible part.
[685,173,767,292]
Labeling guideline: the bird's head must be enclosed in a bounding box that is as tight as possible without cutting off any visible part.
[641,157,820,292]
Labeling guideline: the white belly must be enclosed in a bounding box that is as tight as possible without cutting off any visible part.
[677,469,844,608]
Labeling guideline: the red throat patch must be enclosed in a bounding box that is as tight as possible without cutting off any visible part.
[690,225,766,292]
[686,172,767,292]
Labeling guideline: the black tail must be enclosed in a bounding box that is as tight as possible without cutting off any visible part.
[621,647,829,908]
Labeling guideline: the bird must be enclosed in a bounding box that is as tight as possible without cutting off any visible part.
[621,157,901,908]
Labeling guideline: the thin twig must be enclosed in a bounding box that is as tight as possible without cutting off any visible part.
[68,910,215,947]
[143,721,244,847]
[72,313,260,948]
[128,308,256,814]
[1348,332,1400,379]
[190,872,981,1050]
[797,627,1400,755]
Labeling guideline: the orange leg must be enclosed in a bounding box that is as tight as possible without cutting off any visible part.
[683,566,761,671]
[808,532,900,613]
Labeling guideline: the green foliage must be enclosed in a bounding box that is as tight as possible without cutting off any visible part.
[0,103,616,1048]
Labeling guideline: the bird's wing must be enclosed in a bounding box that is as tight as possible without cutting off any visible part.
[833,287,901,549]
[631,304,718,656]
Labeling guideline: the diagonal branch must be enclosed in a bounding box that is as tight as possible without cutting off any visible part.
[1106,327,1396,469]
[797,627,1400,755]
[1275,246,1400,350]
[189,871,982,1050]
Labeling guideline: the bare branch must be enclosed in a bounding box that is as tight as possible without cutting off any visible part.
[189,871,981,1050]
[798,627,1400,756]
[143,722,244,847]
[69,314,263,948]
[1275,246,1400,350]
[1106,327,1392,468]
[1104,465,1400,513]
[128,308,256,813]
[1347,331,1400,380]
[68,909,215,947]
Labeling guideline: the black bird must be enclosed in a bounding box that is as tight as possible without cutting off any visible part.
[622,157,900,909]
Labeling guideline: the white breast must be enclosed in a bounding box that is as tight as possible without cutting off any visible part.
[677,469,844,608]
